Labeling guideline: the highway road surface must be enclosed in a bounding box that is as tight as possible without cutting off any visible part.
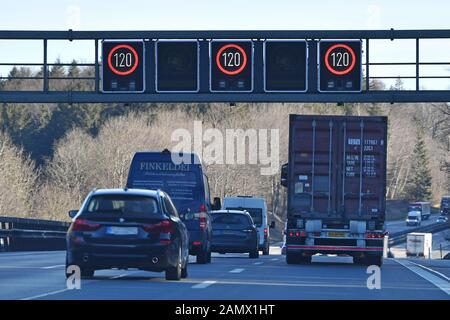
[386,212,441,234]
[0,246,449,300]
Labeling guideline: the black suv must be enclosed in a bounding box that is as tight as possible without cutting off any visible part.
[66,188,189,280]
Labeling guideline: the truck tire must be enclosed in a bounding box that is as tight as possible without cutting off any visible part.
[286,252,301,264]
[365,255,383,267]
[249,248,260,259]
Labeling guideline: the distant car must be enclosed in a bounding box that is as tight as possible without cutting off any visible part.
[66,188,190,281]
[436,216,449,223]
[222,196,275,255]
[211,210,260,258]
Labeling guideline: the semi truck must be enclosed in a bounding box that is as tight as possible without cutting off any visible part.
[281,115,388,266]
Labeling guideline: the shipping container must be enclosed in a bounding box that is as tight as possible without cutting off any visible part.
[282,114,388,266]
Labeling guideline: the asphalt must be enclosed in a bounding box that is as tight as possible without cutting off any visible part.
[386,212,442,234]
[0,246,449,300]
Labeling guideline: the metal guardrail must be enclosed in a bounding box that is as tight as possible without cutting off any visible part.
[0,215,448,252]
[388,221,450,246]
[0,216,69,252]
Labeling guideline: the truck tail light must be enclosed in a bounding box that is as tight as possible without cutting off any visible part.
[365,232,385,239]
[288,230,306,238]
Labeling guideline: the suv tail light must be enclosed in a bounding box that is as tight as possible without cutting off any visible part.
[143,220,174,244]
[71,219,101,232]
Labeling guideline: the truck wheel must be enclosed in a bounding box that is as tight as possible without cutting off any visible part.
[366,255,383,267]
[249,248,259,259]
[286,252,301,264]
[298,255,312,264]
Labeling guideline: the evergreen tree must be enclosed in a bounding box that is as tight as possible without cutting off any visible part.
[406,127,433,201]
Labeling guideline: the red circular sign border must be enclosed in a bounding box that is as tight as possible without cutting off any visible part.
[215,43,248,76]
[107,44,139,76]
[324,43,356,76]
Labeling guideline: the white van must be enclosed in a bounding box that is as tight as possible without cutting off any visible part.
[222,196,274,255]
[408,202,431,222]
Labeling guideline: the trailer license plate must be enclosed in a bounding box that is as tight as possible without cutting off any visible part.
[328,231,346,238]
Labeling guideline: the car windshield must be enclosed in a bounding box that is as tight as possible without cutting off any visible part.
[408,215,418,220]
[84,194,162,217]
[212,213,252,230]
[226,207,263,227]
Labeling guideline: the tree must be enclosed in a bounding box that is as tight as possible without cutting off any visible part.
[405,127,433,201]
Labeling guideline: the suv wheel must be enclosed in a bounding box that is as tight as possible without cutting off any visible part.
[196,247,209,264]
[166,249,182,281]
[262,243,270,255]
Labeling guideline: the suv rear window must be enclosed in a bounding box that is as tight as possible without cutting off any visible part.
[226,207,263,227]
[212,213,252,229]
[84,195,162,218]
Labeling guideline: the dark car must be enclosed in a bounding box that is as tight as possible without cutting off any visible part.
[66,188,189,280]
[211,210,260,258]
[126,150,221,264]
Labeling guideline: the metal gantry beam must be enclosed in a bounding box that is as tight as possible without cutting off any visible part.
[1,29,450,104]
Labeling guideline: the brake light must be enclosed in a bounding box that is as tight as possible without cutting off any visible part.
[143,220,174,244]
[199,215,207,230]
[365,232,385,239]
[71,219,101,232]
[143,220,174,233]
[287,230,306,237]
[199,204,207,213]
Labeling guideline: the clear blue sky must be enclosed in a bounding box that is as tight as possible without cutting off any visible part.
[1,0,450,89]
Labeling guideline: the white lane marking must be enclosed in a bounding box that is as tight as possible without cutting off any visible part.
[110,273,130,279]
[270,258,279,261]
[253,262,264,265]
[191,280,217,289]
[408,261,450,282]
[229,268,245,273]
[41,265,65,269]
[22,288,70,301]
[396,260,450,296]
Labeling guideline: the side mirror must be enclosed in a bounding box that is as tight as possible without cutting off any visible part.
[280,163,288,187]
[68,210,78,219]
[270,221,276,229]
[212,197,222,210]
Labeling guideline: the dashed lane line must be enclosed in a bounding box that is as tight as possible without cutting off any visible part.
[229,268,245,273]
[191,281,217,289]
